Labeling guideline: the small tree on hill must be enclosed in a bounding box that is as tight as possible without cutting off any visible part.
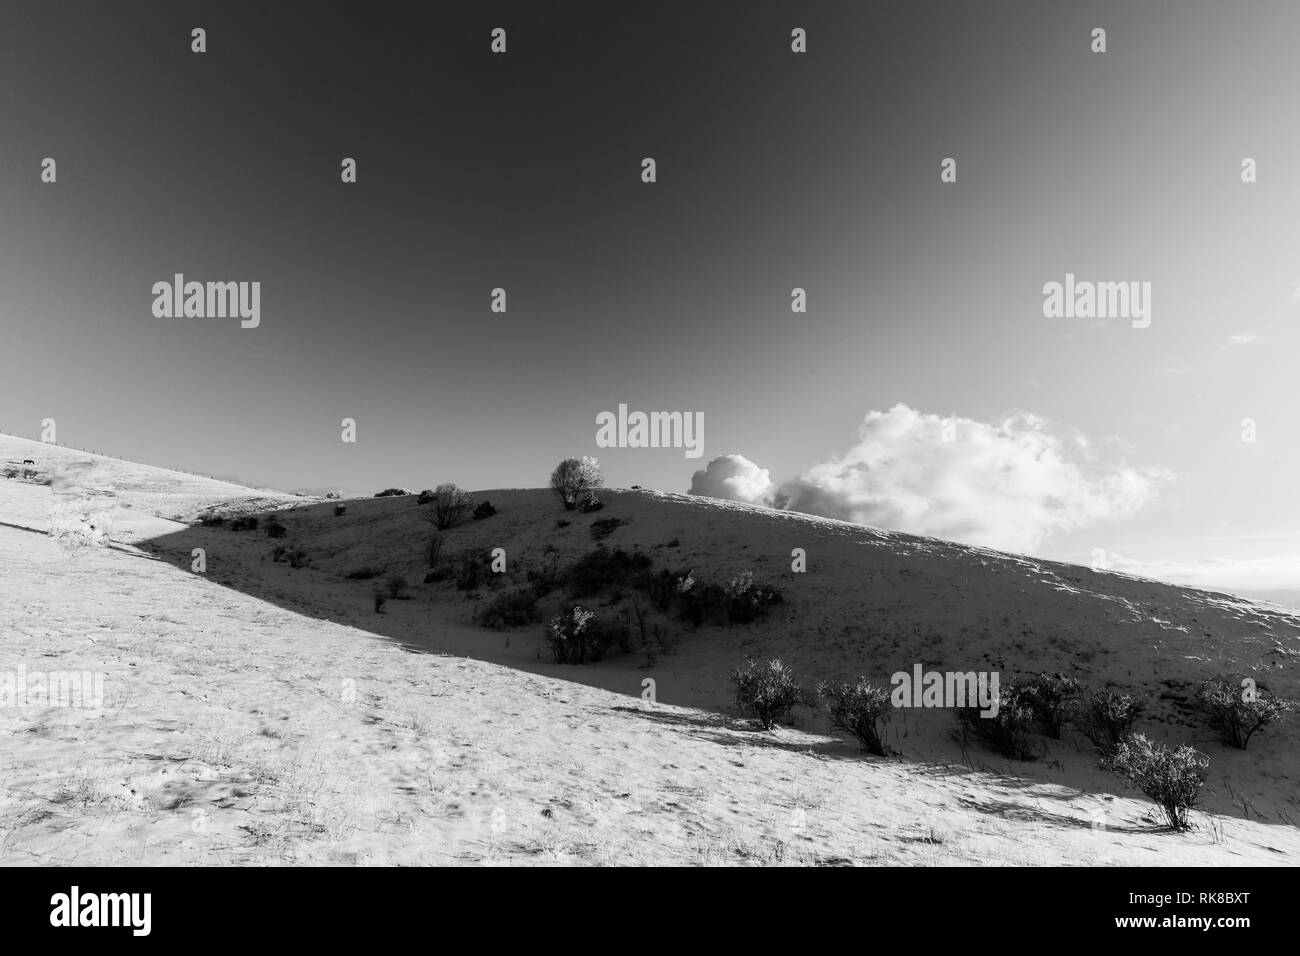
[423,483,474,530]
[550,456,603,510]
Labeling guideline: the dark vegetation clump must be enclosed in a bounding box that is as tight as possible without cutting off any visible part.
[565,548,653,598]
[271,545,310,569]
[1082,689,1145,761]
[589,516,625,540]
[1199,678,1294,750]
[454,552,486,591]
[544,606,627,664]
[630,601,676,666]
[819,679,892,756]
[956,682,1044,761]
[476,589,544,629]
[722,570,783,624]
[229,516,259,532]
[473,500,497,520]
[1020,672,1084,739]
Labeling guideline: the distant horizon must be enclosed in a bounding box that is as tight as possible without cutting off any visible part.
[5,426,1299,611]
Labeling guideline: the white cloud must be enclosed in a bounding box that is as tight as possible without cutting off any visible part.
[688,454,775,506]
[768,404,1167,554]
[1226,332,1258,346]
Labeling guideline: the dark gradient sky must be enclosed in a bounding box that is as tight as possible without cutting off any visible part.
[3,1,1300,580]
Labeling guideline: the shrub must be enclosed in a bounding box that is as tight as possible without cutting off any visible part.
[346,565,384,580]
[473,500,497,520]
[579,492,604,513]
[525,555,563,597]
[956,682,1044,761]
[199,514,225,527]
[1082,689,1144,760]
[477,589,543,629]
[1020,672,1084,739]
[373,590,387,613]
[565,548,653,597]
[724,570,783,624]
[820,679,892,756]
[325,491,340,499]
[424,483,474,530]
[545,606,621,664]
[1199,678,1294,750]
[555,519,570,530]
[630,601,676,666]
[229,516,259,532]
[265,518,287,539]
[333,504,347,517]
[589,516,624,540]
[1108,734,1209,831]
[672,572,728,627]
[386,574,408,599]
[374,488,412,498]
[417,489,436,505]
[550,456,603,510]
[731,658,804,730]
[273,546,309,568]
[584,609,633,659]
[455,552,485,591]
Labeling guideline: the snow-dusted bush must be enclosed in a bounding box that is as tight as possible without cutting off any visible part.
[48,463,115,553]
[1108,734,1208,831]
[820,678,892,755]
[731,657,804,730]
[1199,678,1294,750]
[49,499,114,552]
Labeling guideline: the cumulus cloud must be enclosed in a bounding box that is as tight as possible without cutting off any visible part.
[761,404,1165,555]
[688,454,775,506]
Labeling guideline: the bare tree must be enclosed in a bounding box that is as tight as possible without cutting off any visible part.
[422,483,475,530]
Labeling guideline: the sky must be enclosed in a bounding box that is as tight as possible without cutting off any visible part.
[2,1,1299,598]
